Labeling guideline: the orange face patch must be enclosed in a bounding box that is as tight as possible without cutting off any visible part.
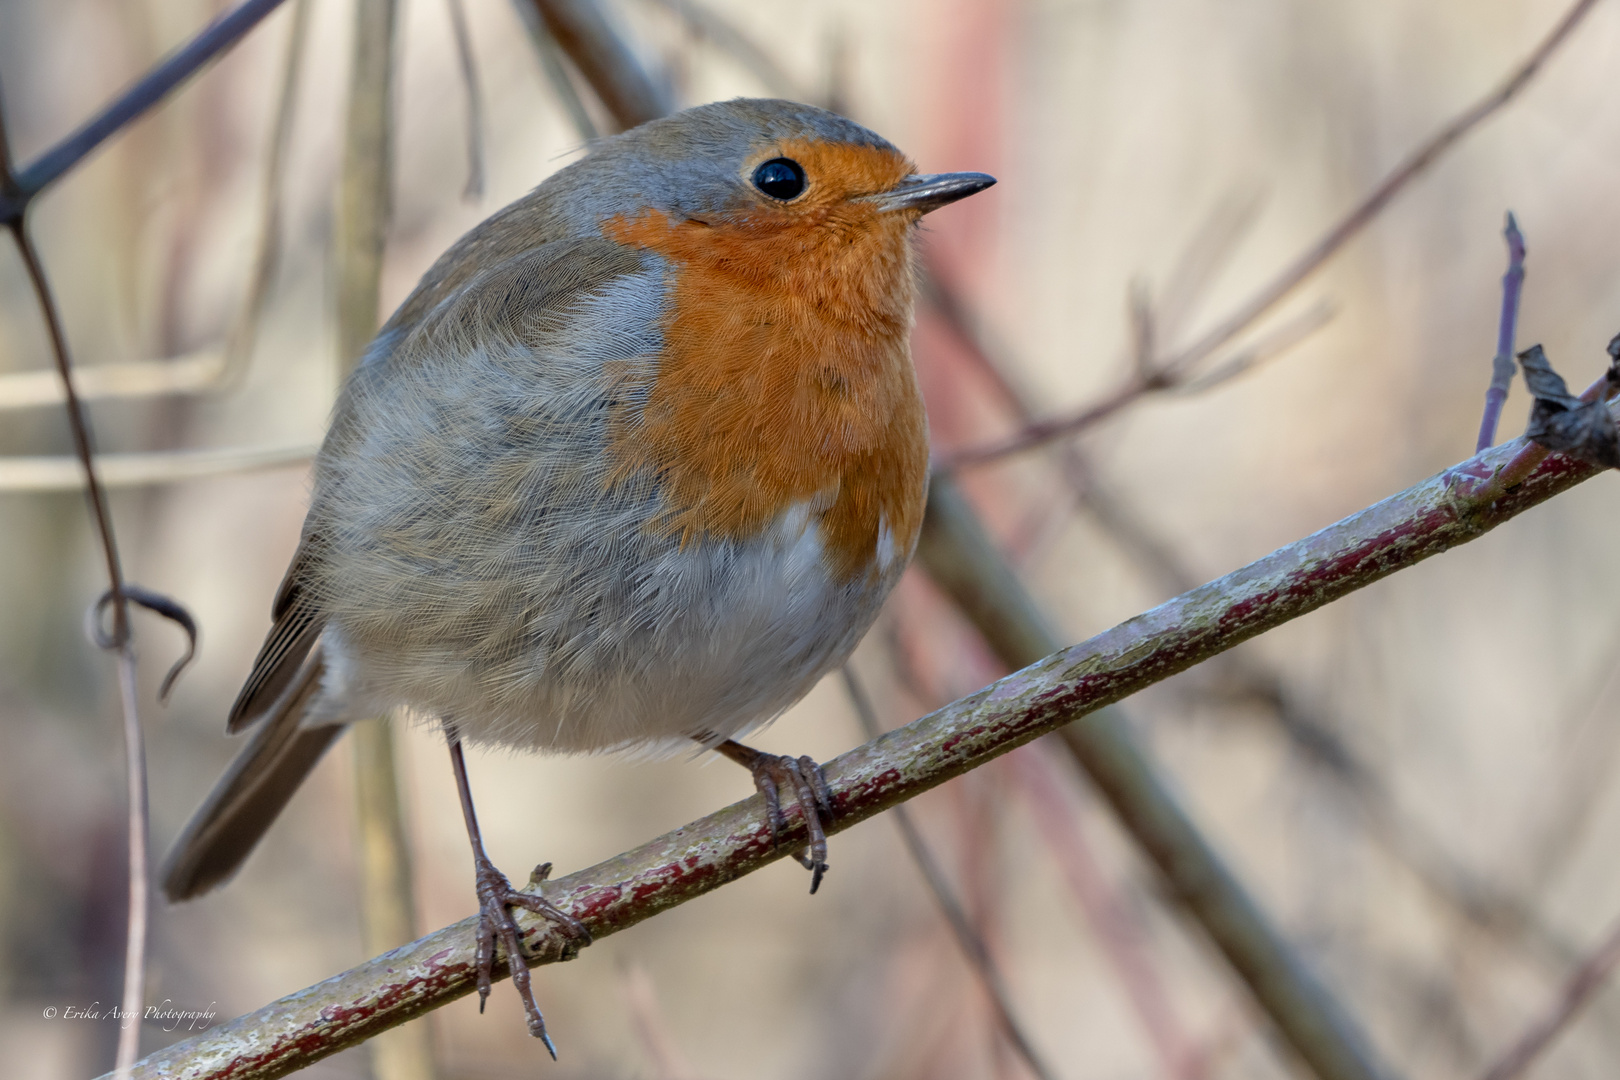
[602,141,929,582]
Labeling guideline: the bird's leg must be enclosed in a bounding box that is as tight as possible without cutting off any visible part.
[707,738,835,893]
[446,726,590,1057]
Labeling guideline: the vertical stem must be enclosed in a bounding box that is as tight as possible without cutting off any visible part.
[353,719,420,958]
[336,0,398,373]
[220,0,311,389]
[336,3,435,1078]
[1476,213,1527,452]
[115,652,149,1077]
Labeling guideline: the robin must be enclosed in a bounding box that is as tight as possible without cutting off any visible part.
[161,97,994,1051]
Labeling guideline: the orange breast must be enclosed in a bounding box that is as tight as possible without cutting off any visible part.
[603,158,928,583]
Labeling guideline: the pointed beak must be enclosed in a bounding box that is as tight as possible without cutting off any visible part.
[865,171,997,215]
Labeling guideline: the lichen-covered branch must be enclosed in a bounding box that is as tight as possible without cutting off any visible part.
[119,420,1611,1079]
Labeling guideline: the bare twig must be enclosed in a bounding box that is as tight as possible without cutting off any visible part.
[633,0,806,99]
[117,415,1619,1079]
[926,244,1595,987]
[0,7,307,1060]
[6,150,147,1080]
[1479,911,1620,1080]
[0,0,293,223]
[945,0,1603,470]
[1012,745,1206,1080]
[1477,213,1527,451]
[111,649,147,1079]
[1155,187,1267,348]
[0,350,224,410]
[0,442,316,491]
[444,0,486,200]
[528,0,672,131]
[621,963,698,1080]
[219,0,310,390]
[0,0,304,412]
[1173,300,1336,394]
[842,668,1062,1080]
[510,0,601,141]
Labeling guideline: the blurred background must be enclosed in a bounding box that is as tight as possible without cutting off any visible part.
[5,0,1620,1077]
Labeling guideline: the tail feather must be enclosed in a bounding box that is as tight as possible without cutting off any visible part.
[162,652,345,902]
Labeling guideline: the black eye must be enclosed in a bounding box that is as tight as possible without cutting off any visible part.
[752,157,806,201]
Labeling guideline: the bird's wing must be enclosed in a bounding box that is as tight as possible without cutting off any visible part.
[226,235,654,737]
[225,530,327,733]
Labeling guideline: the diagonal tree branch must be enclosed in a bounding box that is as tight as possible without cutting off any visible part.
[118,402,1617,1078]
[0,0,292,223]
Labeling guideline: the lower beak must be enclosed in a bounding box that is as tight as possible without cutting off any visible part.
[866,171,997,215]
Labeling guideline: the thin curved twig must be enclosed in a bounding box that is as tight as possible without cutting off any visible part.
[0,6,304,1071]
[7,177,146,1080]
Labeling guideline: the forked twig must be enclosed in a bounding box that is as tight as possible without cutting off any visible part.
[944,0,1603,470]
[926,242,1596,986]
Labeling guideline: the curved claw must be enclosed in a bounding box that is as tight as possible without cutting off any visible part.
[715,741,834,893]
[471,853,589,1056]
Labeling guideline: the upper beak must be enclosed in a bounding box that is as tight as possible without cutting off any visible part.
[865,171,997,215]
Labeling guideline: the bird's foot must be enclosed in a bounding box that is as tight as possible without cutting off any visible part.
[471,856,591,1057]
[740,749,835,893]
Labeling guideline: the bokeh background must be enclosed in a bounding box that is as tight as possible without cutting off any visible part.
[5,0,1620,1077]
